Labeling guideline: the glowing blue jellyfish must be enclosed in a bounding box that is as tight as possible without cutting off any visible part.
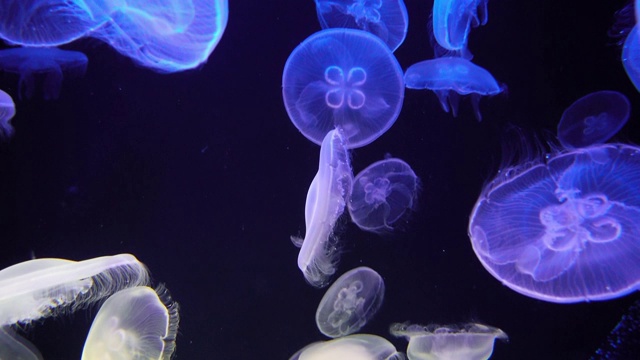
[469,143,640,303]
[349,158,419,233]
[0,89,15,139]
[432,0,489,52]
[316,266,384,338]
[291,129,353,288]
[0,326,42,360]
[390,322,507,360]
[290,334,403,360]
[282,29,405,148]
[557,90,630,149]
[623,25,640,93]
[404,57,502,121]
[315,0,409,51]
[82,286,179,359]
[0,47,88,100]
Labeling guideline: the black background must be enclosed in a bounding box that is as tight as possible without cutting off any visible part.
[1,0,639,359]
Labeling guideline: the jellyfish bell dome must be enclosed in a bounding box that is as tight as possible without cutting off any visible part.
[282,28,405,149]
[469,143,640,303]
[290,334,403,360]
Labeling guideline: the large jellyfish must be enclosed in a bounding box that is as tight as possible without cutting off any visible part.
[0,253,149,326]
[623,25,640,93]
[316,266,385,338]
[292,129,353,288]
[282,28,405,148]
[469,143,640,303]
[348,158,419,233]
[289,334,403,360]
[390,322,507,360]
[404,57,503,121]
[0,89,15,138]
[0,47,88,100]
[432,0,489,52]
[557,90,630,149]
[82,286,179,360]
[315,0,409,52]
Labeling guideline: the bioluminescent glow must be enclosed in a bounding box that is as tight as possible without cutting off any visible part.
[623,25,640,93]
[289,334,402,360]
[432,0,489,52]
[0,89,15,138]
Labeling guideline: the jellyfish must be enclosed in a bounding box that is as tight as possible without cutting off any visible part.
[316,266,385,338]
[0,253,149,326]
[0,47,88,100]
[557,90,630,149]
[289,334,404,360]
[292,129,353,288]
[0,326,42,360]
[348,158,419,233]
[82,286,179,360]
[432,0,489,52]
[623,25,640,93]
[282,28,405,148]
[314,0,409,51]
[469,143,640,303]
[0,89,15,139]
[390,322,507,360]
[404,57,503,121]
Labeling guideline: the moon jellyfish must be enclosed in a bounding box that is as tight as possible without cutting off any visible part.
[0,47,88,100]
[404,57,502,121]
[557,90,630,149]
[623,25,640,93]
[82,286,179,360]
[282,28,405,148]
[0,326,42,360]
[316,266,385,338]
[0,253,149,326]
[348,158,419,233]
[469,143,640,303]
[292,129,353,288]
[432,0,489,52]
[314,0,409,52]
[290,334,403,360]
[390,322,507,360]
[0,89,15,139]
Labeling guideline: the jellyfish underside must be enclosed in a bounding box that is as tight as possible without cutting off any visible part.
[432,0,489,51]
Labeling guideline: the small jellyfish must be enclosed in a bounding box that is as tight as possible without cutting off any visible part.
[0,89,15,139]
[390,322,507,360]
[316,266,385,338]
[82,286,179,360]
[282,28,405,148]
[289,334,403,360]
[315,0,409,51]
[0,47,88,100]
[623,25,640,93]
[349,158,419,233]
[0,326,42,360]
[469,143,640,303]
[557,90,630,149]
[404,57,503,121]
[292,129,353,288]
[0,253,149,326]
[432,0,489,52]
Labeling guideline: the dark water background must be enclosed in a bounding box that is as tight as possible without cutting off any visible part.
[1,0,639,359]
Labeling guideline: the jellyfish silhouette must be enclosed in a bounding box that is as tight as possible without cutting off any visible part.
[0,253,149,326]
[292,129,353,288]
[0,89,15,138]
[390,322,507,360]
[557,90,630,149]
[469,143,640,303]
[315,0,409,51]
[623,25,640,93]
[349,158,419,233]
[290,334,403,360]
[0,326,42,360]
[282,28,405,148]
[432,0,489,52]
[0,47,88,100]
[404,57,503,121]
[82,286,179,360]
[316,266,385,338]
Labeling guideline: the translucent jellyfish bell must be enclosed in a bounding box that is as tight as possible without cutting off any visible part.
[469,143,640,303]
[315,0,409,51]
[557,90,630,149]
[316,266,385,338]
[290,334,403,360]
[349,158,419,233]
[432,0,489,52]
[292,129,353,288]
[0,326,43,360]
[0,89,15,139]
[0,253,149,326]
[0,47,88,100]
[82,286,179,360]
[390,322,507,360]
[282,29,405,148]
[404,57,503,121]
[623,25,640,93]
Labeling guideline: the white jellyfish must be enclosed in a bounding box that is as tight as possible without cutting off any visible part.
[290,334,404,360]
